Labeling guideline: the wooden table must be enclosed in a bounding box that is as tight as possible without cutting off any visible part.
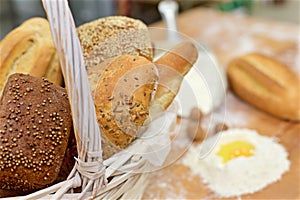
[143,7,300,199]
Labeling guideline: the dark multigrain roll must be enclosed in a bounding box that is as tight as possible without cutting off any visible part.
[0,73,72,196]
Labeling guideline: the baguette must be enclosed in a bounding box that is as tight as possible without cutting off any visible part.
[150,41,198,115]
[227,53,300,121]
[0,18,63,95]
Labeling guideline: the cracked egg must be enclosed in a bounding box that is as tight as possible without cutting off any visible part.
[183,128,290,197]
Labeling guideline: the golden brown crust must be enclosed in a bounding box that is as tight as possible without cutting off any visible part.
[0,18,63,95]
[150,42,198,114]
[87,57,115,94]
[227,53,300,121]
[77,16,153,78]
[0,73,72,194]
[93,55,158,158]
[44,53,63,86]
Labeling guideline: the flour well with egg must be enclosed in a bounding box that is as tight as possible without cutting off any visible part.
[182,128,290,197]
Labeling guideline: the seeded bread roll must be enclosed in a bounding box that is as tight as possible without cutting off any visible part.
[77,16,153,92]
[93,55,158,159]
[0,18,63,95]
[0,73,72,195]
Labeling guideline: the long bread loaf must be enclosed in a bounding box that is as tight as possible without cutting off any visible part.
[227,53,300,121]
[0,18,63,95]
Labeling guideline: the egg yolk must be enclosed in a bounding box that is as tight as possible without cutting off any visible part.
[216,141,255,163]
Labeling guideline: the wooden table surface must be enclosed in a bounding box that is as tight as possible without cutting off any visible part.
[143,7,300,199]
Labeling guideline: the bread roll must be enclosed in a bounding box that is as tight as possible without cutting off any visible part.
[150,42,198,115]
[0,17,63,95]
[0,73,72,195]
[77,16,153,92]
[90,42,198,158]
[44,53,63,87]
[93,55,158,159]
[227,53,300,121]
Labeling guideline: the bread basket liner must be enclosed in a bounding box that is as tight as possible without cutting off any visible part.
[8,0,175,199]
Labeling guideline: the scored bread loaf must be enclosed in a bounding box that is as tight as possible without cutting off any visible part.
[93,55,158,159]
[227,53,300,121]
[0,17,63,95]
[44,53,63,86]
[77,16,153,92]
[0,73,72,196]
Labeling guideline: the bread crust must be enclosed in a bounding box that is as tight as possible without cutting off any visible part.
[227,53,300,121]
[150,42,198,114]
[0,18,63,95]
[0,73,72,194]
[93,55,158,159]
[44,53,63,86]
[77,16,153,87]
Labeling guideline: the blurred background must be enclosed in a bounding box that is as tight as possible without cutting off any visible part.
[0,0,299,40]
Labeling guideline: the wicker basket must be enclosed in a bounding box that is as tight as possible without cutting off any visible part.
[8,0,175,199]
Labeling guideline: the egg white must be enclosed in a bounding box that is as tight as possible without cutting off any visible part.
[182,128,290,197]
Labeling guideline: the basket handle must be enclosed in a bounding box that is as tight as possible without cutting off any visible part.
[42,0,105,198]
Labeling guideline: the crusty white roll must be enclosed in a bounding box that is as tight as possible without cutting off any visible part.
[0,17,63,95]
[228,53,300,121]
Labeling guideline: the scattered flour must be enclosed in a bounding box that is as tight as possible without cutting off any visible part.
[182,128,290,198]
